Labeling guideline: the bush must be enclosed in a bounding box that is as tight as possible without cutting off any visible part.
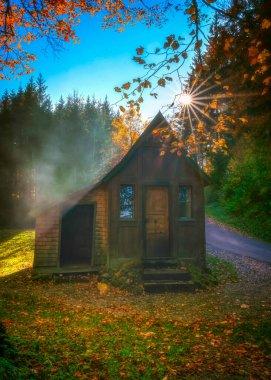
[100,261,144,294]
[189,255,238,289]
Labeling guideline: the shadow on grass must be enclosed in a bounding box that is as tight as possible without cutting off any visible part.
[0,268,33,286]
[0,230,25,245]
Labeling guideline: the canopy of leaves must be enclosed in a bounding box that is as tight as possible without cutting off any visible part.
[0,0,172,78]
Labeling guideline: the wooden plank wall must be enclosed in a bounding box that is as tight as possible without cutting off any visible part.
[34,207,60,271]
[33,185,109,273]
[80,186,108,266]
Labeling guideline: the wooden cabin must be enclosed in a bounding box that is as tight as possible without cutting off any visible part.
[34,112,208,286]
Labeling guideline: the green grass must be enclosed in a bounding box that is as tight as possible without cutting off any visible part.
[0,230,34,277]
[0,230,270,379]
[206,202,271,242]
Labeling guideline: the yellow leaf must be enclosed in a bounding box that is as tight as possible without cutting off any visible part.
[122,82,131,90]
[238,117,248,123]
[210,99,218,109]
[223,85,230,90]
[258,49,271,64]
[240,303,250,309]
[261,19,271,29]
[263,76,271,85]
[160,150,165,156]
[97,282,109,295]
[119,106,126,113]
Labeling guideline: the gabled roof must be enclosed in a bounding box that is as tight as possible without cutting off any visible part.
[101,111,209,185]
[33,112,209,215]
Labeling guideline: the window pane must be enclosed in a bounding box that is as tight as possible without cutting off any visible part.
[120,185,134,219]
[179,186,191,218]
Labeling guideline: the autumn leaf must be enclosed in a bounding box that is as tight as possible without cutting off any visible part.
[240,303,250,309]
[195,40,202,51]
[172,40,179,50]
[136,46,144,55]
[138,331,156,338]
[133,56,146,64]
[263,77,271,86]
[261,19,271,29]
[210,99,218,109]
[185,5,196,15]
[248,46,258,57]
[119,105,126,113]
[257,49,271,64]
[182,51,188,59]
[114,87,121,93]
[97,282,109,295]
[122,82,131,90]
[141,80,151,88]
[238,117,248,123]
[158,78,166,87]
[164,34,175,48]
[224,37,234,51]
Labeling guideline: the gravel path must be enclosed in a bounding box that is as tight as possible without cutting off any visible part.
[207,245,271,284]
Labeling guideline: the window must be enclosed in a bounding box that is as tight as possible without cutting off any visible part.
[120,185,135,219]
[178,186,192,218]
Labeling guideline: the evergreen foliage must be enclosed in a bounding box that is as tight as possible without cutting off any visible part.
[0,77,116,227]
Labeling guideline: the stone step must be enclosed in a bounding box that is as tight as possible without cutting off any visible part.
[143,268,191,281]
[144,280,195,293]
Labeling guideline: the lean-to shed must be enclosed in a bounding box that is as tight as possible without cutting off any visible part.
[34,112,209,280]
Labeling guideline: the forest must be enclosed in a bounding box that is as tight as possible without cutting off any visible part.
[0,75,125,227]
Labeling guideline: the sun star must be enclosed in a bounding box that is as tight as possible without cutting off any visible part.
[179,93,193,106]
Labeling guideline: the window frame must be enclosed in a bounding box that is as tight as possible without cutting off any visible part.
[119,184,136,220]
[178,185,193,221]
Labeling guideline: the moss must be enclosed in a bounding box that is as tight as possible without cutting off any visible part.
[100,260,144,294]
[189,254,239,289]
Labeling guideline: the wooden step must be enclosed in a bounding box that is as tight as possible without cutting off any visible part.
[143,268,191,281]
[143,258,179,269]
[144,280,195,293]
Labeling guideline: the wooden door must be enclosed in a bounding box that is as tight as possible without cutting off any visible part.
[145,186,170,258]
[60,205,94,267]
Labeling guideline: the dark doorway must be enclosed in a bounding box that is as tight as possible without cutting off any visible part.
[60,205,94,267]
[145,186,170,258]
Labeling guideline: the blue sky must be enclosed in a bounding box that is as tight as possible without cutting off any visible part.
[0,10,195,119]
